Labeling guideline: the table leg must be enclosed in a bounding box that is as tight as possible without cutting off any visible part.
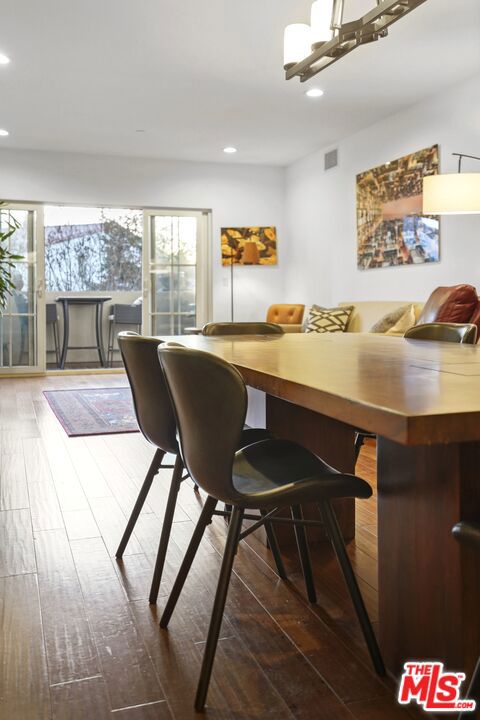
[95,303,107,367]
[265,395,356,544]
[59,301,69,370]
[377,437,480,680]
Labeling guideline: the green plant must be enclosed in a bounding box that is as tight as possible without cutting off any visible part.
[0,203,23,310]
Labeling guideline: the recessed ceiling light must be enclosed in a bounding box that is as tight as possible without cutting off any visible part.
[0,53,10,65]
[223,146,237,154]
[0,129,9,137]
[305,88,324,98]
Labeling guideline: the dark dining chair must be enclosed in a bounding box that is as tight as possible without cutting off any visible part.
[157,344,385,711]
[201,316,320,600]
[46,302,60,367]
[202,321,284,336]
[107,303,142,367]
[116,331,282,604]
[404,322,477,344]
[452,521,480,719]
[355,321,478,461]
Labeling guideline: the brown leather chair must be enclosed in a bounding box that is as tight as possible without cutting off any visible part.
[202,322,283,336]
[267,303,305,325]
[417,285,478,326]
[157,344,384,711]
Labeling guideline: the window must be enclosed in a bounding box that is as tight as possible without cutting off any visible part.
[0,206,41,368]
[44,206,142,291]
[147,212,209,335]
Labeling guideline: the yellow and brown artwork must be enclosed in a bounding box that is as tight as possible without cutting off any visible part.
[221,227,277,266]
[357,145,440,270]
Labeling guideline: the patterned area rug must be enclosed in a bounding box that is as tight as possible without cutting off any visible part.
[43,387,139,437]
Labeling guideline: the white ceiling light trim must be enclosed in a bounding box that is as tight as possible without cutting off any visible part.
[0,53,10,65]
[223,146,238,154]
[305,87,324,98]
[0,129,10,136]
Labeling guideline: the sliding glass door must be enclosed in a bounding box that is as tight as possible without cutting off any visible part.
[0,204,211,373]
[0,204,45,373]
[143,210,210,335]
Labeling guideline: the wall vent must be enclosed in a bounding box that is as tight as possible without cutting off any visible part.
[324,148,338,171]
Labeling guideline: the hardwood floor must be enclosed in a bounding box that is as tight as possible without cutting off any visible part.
[0,373,419,719]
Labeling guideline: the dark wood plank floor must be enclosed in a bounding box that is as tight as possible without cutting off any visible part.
[0,373,420,719]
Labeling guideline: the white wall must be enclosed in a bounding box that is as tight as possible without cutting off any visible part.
[3,71,480,358]
[285,73,480,307]
[0,148,286,328]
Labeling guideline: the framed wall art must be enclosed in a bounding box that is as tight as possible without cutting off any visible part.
[357,145,439,270]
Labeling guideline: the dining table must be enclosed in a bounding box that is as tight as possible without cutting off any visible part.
[157,330,480,681]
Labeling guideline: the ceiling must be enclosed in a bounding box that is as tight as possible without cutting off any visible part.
[0,0,479,166]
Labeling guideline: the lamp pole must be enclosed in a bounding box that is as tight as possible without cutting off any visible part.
[453,153,480,173]
[230,252,234,321]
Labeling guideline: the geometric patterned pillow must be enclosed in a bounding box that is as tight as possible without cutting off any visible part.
[305,305,354,333]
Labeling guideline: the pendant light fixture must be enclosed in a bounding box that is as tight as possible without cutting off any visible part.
[284,0,428,82]
[310,0,335,48]
[284,23,312,69]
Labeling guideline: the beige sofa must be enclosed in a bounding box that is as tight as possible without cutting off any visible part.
[281,301,424,334]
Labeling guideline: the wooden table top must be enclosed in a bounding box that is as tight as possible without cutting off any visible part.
[157,332,480,445]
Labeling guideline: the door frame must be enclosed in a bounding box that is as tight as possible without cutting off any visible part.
[142,208,212,335]
[0,202,46,375]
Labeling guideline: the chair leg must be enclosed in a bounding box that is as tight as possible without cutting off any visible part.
[149,455,184,604]
[108,321,114,368]
[160,495,218,629]
[115,448,165,558]
[459,655,480,720]
[354,432,365,462]
[319,500,385,676]
[195,506,244,712]
[261,509,287,580]
[291,505,317,603]
[53,322,60,367]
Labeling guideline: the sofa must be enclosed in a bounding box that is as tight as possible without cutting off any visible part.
[282,285,480,339]
[278,301,423,334]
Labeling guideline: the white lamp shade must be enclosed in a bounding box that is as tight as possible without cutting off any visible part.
[284,23,311,68]
[423,174,480,215]
[311,0,334,46]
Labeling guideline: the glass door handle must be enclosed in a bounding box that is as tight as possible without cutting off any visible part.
[142,278,149,299]
[36,279,44,298]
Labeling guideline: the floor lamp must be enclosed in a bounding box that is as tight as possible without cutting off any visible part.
[230,253,234,321]
[423,153,480,214]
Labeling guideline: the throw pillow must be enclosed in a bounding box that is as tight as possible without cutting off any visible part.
[305,305,354,334]
[385,305,416,336]
[370,304,410,333]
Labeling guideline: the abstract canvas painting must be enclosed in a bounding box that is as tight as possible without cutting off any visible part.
[221,227,277,266]
[356,145,439,270]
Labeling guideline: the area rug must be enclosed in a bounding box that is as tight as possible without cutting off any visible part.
[43,387,139,437]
